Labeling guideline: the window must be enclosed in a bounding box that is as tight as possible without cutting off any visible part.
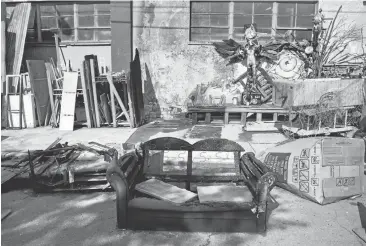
[190,1,317,42]
[28,3,111,43]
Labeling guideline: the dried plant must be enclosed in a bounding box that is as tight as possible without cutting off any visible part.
[316,6,365,76]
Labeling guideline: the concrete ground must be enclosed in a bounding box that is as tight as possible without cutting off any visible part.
[1,121,366,246]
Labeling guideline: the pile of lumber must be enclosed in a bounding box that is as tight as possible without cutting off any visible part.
[80,55,132,128]
[1,138,116,192]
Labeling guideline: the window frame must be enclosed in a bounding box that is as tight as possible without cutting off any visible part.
[28,2,112,45]
[189,1,318,44]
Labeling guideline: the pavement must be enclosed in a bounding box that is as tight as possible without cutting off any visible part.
[1,121,366,246]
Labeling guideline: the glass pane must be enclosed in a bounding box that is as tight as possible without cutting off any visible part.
[56,4,74,16]
[210,2,229,13]
[295,30,312,40]
[191,14,210,27]
[97,15,111,27]
[41,30,57,41]
[277,16,295,28]
[257,28,271,34]
[191,27,210,41]
[95,4,110,14]
[79,16,95,27]
[234,15,253,28]
[58,16,74,29]
[96,29,111,41]
[234,2,252,15]
[60,29,75,41]
[210,14,228,27]
[40,5,56,17]
[191,2,210,13]
[41,16,57,29]
[78,4,94,15]
[78,29,94,41]
[297,3,316,16]
[254,15,272,29]
[254,3,272,14]
[296,16,313,28]
[233,28,245,40]
[210,28,229,41]
[278,3,296,15]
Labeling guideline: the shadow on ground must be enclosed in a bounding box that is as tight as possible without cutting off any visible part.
[0,187,318,246]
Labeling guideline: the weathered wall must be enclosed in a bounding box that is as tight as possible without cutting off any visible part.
[23,44,112,73]
[133,0,366,121]
[132,0,246,121]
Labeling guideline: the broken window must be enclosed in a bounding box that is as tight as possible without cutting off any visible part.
[190,1,317,42]
[30,2,111,43]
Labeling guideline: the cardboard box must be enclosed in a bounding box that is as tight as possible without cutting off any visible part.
[257,137,365,205]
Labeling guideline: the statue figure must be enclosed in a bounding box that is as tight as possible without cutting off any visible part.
[312,8,325,50]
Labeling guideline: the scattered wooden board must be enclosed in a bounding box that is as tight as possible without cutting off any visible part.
[59,72,78,131]
[197,185,253,204]
[135,178,197,204]
[353,228,366,243]
[282,125,354,137]
[1,209,12,221]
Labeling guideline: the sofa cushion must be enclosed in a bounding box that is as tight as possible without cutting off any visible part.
[129,197,254,213]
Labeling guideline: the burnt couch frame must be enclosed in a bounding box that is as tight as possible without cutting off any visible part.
[106,137,277,233]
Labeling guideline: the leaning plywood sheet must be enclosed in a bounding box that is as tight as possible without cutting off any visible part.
[6,3,32,76]
[135,178,197,204]
[197,185,253,204]
[26,60,50,126]
[59,72,78,131]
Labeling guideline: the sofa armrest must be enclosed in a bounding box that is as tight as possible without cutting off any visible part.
[106,151,141,229]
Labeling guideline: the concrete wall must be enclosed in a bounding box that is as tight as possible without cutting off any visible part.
[133,0,366,121]
[23,44,112,72]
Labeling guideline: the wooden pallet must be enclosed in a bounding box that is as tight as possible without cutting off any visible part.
[188,104,290,125]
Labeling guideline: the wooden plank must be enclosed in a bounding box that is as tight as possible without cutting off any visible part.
[192,113,198,124]
[1,2,6,94]
[109,79,117,127]
[126,72,136,128]
[224,112,229,124]
[100,93,112,124]
[352,228,366,243]
[205,113,211,124]
[59,72,78,131]
[107,74,131,126]
[84,60,97,127]
[135,178,197,204]
[45,64,56,125]
[241,112,247,125]
[256,113,262,121]
[6,3,32,76]
[90,59,100,127]
[197,185,253,203]
[26,60,50,126]
[80,61,92,128]
[273,113,278,122]
[1,209,12,221]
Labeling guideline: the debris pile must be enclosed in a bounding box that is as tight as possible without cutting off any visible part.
[1,138,117,192]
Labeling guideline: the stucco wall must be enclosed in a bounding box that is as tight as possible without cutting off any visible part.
[132,0,246,121]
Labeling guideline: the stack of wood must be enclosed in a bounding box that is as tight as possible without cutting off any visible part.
[1,138,116,192]
[80,55,133,128]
